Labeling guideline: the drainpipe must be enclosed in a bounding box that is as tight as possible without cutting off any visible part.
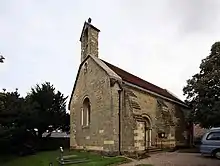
[118,89,122,155]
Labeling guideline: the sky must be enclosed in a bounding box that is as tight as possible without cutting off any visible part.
[1,0,220,103]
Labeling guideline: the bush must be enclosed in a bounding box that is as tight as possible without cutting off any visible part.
[38,137,69,151]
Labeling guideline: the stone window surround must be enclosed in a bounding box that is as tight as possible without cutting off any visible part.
[134,114,153,147]
[134,114,152,130]
[81,96,91,128]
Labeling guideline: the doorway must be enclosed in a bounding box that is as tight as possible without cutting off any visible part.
[135,116,152,150]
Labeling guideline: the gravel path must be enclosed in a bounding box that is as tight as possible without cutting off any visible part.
[120,152,220,166]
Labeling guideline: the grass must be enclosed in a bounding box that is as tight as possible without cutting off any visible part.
[0,150,130,166]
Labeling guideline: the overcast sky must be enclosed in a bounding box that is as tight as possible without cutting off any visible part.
[1,0,220,102]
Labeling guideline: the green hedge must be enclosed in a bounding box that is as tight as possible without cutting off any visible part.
[38,137,70,151]
[0,136,70,155]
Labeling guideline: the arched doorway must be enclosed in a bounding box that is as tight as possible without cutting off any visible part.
[143,114,152,148]
[134,114,152,151]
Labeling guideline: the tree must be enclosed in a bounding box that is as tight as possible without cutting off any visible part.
[0,84,69,154]
[0,90,34,154]
[27,82,69,138]
[0,90,23,128]
[183,42,220,128]
[0,55,5,63]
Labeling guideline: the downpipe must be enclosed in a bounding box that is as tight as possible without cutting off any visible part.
[118,89,122,155]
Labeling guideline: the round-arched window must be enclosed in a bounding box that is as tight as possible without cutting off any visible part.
[81,97,91,126]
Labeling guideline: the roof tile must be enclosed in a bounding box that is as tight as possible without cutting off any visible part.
[102,60,185,105]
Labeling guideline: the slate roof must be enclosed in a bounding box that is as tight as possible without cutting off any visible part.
[102,60,186,105]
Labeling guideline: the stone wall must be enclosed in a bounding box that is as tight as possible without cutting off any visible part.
[121,88,136,152]
[121,84,188,149]
[81,26,99,62]
[69,57,189,152]
[70,57,118,152]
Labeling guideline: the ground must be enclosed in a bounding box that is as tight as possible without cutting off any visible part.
[120,152,220,166]
[2,150,220,166]
[0,150,129,166]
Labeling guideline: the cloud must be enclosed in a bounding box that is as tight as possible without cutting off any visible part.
[169,0,220,34]
[1,0,220,101]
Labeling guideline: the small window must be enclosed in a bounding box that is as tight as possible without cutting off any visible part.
[84,62,88,73]
[81,98,91,127]
[206,132,220,140]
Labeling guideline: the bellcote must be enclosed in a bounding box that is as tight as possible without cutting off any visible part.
[80,18,100,62]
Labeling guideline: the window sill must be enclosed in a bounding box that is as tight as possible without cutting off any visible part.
[82,125,90,129]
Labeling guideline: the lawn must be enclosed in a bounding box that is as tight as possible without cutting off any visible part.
[0,150,130,166]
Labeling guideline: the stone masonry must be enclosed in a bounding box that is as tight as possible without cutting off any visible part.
[70,57,120,152]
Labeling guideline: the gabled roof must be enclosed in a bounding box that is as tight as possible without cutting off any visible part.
[102,60,186,105]
[68,55,121,110]
[68,56,187,110]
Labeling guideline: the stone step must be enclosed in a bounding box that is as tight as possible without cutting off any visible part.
[147,147,163,153]
[148,146,161,149]
[148,148,163,153]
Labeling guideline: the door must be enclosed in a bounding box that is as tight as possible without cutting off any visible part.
[146,128,152,148]
[135,121,145,151]
[135,121,152,150]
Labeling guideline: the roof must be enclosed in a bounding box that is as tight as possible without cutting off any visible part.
[68,55,122,110]
[68,56,187,110]
[102,60,186,105]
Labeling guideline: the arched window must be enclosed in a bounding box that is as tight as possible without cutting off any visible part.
[81,98,91,126]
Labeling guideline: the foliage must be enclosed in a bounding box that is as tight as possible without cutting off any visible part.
[38,137,69,151]
[0,82,70,155]
[27,82,69,137]
[183,42,220,128]
[0,90,24,127]
[0,90,33,154]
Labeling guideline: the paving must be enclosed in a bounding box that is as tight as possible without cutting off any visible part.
[120,152,220,166]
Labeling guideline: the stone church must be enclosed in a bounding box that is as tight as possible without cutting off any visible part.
[69,19,191,154]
